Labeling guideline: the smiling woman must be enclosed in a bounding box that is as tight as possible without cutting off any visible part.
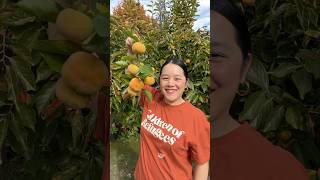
[129,58,210,180]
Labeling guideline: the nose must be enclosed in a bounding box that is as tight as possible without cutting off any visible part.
[167,78,174,86]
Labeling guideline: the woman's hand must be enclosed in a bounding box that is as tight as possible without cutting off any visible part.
[193,161,209,180]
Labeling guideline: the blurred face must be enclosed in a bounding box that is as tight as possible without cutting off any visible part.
[160,63,187,106]
[210,11,251,120]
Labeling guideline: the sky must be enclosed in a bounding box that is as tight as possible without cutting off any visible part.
[110,0,210,31]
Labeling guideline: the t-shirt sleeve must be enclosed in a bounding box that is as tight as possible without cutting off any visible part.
[139,85,158,107]
[190,111,210,164]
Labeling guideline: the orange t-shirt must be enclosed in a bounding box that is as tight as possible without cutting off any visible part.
[211,123,309,180]
[134,86,210,180]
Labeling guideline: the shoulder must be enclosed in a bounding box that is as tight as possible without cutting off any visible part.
[184,101,207,117]
[270,146,308,179]
[240,124,308,179]
[183,101,209,125]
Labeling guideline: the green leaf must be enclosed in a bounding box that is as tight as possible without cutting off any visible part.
[0,115,9,158]
[299,139,320,166]
[33,81,56,114]
[0,101,5,107]
[82,34,107,54]
[131,95,137,107]
[282,92,304,107]
[143,89,152,102]
[10,57,36,91]
[305,60,320,79]
[122,29,139,42]
[40,52,66,72]
[11,25,42,50]
[112,97,120,112]
[185,89,196,100]
[120,55,137,62]
[16,0,59,22]
[15,103,37,131]
[70,111,82,148]
[11,47,38,66]
[304,30,320,38]
[52,166,79,180]
[32,40,81,55]
[285,106,304,130]
[263,105,284,132]
[6,66,20,103]
[288,141,308,167]
[296,49,320,61]
[93,14,107,37]
[251,97,273,130]
[7,16,36,26]
[187,80,194,90]
[139,64,153,78]
[40,113,60,146]
[241,90,267,120]
[8,112,30,159]
[247,59,269,90]
[270,63,302,78]
[36,61,55,82]
[114,60,128,67]
[291,69,312,99]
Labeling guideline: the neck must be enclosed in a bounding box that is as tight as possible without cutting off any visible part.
[164,98,185,106]
[211,112,240,138]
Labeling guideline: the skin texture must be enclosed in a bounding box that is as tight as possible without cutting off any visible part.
[160,63,209,179]
[160,63,188,106]
[210,12,252,138]
[194,162,209,180]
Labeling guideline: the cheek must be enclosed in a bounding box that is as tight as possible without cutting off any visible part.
[179,80,187,89]
[212,61,242,88]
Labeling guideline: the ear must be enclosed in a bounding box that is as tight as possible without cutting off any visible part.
[185,78,189,89]
[240,53,252,83]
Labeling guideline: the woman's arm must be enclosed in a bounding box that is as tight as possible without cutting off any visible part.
[194,161,209,180]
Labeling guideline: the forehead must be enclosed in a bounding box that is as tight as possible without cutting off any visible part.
[161,63,185,76]
[211,12,238,51]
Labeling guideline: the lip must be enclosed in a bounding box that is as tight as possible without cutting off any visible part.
[165,89,178,94]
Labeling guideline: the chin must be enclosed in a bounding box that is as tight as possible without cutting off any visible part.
[164,97,180,105]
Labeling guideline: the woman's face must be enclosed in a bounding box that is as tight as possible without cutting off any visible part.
[210,11,251,120]
[160,63,187,106]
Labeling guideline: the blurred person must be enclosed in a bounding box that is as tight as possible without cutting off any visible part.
[210,0,309,179]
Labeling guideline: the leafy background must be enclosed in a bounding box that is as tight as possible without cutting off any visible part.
[0,0,107,179]
[232,0,320,178]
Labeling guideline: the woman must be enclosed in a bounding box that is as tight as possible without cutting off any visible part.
[210,0,308,179]
[133,59,210,180]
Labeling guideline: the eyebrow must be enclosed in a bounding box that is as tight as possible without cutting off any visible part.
[160,74,183,77]
[211,41,225,47]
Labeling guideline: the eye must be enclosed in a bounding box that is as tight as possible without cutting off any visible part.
[161,77,169,80]
[174,78,181,81]
[211,52,226,58]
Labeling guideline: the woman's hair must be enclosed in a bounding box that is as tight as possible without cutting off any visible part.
[212,0,252,60]
[160,58,189,79]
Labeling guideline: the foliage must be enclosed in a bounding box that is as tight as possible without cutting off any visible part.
[147,0,171,30]
[170,0,199,31]
[112,0,157,35]
[110,0,209,140]
[232,0,320,172]
[0,0,107,179]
